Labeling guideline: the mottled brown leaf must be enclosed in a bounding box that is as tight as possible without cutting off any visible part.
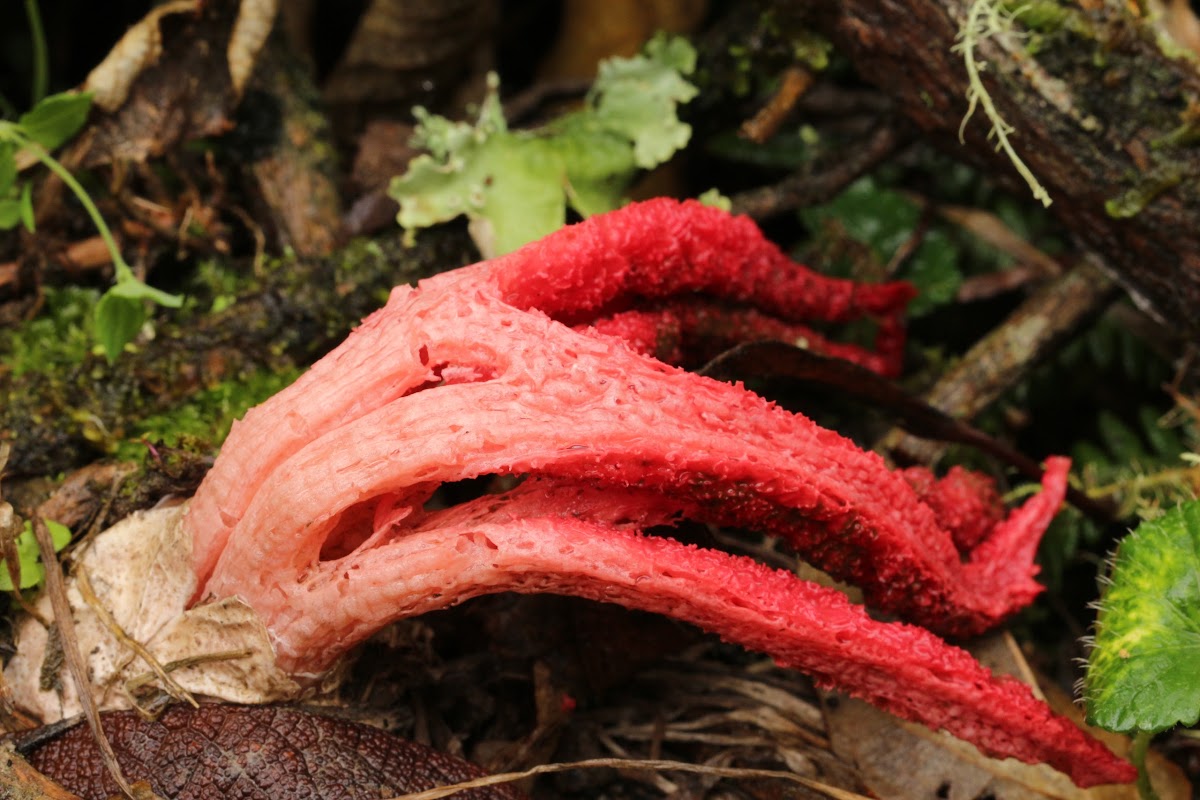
[18,704,524,800]
[79,2,238,167]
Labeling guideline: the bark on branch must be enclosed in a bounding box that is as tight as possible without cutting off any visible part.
[803,0,1200,334]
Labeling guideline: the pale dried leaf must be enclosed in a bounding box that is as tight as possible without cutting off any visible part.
[4,504,305,723]
[227,0,280,97]
[826,696,1098,800]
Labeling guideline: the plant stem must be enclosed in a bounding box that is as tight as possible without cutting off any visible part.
[16,132,134,281]
[24,0,48,104]
[1131,730,1160,800]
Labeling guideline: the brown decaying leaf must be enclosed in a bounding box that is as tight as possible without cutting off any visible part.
[321,0,498,126]
[82,1,201,113]
[18,704,524,800]
[538,0,709,81]
[79,3,239,168]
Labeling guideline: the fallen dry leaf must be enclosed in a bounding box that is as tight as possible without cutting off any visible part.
[17,704,524,800]
[78,3,240,167]
[321,0,496,122]
[4,504,307,723]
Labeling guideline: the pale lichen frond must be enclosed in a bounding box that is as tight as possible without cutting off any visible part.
[954,0,1054,207]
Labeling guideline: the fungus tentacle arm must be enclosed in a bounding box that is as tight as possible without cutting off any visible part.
[188,200,911,586]
[204,290,1061,637]
[453,197,914,324]
[250,484,1132,788]
[583,300,901,375]
[183,199,1125,787]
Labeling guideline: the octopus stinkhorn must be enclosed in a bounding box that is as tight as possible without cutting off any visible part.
[185,198,1135,787]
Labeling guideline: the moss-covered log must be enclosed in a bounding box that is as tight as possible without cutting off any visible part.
[796,0,1200,335]
[1,228,475,477]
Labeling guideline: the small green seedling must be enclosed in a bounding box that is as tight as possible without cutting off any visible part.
[1084,498,1200,799]
[0,518,72,591]
[0,91,182,362]
[389,33,698,256]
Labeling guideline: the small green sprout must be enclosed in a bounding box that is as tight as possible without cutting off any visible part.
[0,518,72,592]
[0,91,182,362]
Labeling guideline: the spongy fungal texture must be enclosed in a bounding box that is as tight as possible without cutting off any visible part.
[186,199,1134,787]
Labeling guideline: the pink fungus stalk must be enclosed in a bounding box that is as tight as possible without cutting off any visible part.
[185,199,1135,788]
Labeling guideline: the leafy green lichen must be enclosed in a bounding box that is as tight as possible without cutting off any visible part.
[389,33,698,257]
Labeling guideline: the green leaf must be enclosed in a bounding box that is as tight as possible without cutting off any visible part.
[1097,410,1144,465]
[697,188,732,211]
[94,290,148,362]
[109,275,183,308]
[1139,405,1184,460]
[902,232,962,317]
[802,177,921,258]
[1084,500,1200,734]
[17,91,92,151]
[0,197,22,229]
[0,519,72,591]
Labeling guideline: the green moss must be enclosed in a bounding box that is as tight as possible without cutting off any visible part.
[1105,169,1183,218]
[113,365,302,461]
[1,286,100,374]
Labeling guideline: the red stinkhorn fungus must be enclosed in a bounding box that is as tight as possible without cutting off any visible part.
[185,199,1135,788]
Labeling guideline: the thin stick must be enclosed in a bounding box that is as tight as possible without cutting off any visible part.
[74,567,197,710]
[384,757,873,800]
[731,124,905,220]
[739,66,814,144]
[31,519,136,800]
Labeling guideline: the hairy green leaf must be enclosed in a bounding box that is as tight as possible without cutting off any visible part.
[17,91,92,151]
[1084,500,1200,734]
